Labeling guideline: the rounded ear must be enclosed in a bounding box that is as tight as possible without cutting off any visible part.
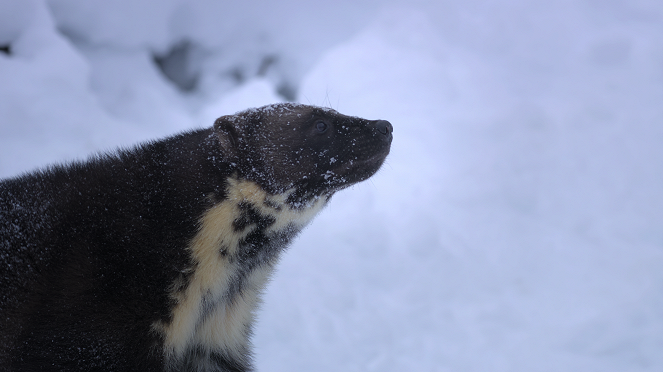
[213,116,240,160]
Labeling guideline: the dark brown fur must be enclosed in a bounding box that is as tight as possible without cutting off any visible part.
[0,103,392,371]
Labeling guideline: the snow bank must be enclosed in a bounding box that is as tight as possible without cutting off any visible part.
[0,0,388,175]
[0,0,132,176]
[257,4,663,372]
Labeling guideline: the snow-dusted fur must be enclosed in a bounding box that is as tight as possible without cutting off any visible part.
[0,103,392,372]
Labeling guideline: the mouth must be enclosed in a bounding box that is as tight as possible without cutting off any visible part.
[322,145,390,189]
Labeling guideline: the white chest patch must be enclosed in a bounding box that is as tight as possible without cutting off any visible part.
[153,177,328,364]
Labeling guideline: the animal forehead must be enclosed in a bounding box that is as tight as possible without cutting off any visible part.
[257,103,360,119]
[250,103,338,116]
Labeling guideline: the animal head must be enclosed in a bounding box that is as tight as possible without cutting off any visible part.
[213,103,392,199]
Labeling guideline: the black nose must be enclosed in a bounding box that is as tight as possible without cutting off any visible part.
[375,120,393,136]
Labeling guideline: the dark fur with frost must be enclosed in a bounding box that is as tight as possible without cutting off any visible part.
[0,103,392,372]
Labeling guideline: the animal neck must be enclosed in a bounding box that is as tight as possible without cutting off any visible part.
[154,176,329,369]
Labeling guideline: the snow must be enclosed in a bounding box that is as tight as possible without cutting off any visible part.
[1,0,662,371]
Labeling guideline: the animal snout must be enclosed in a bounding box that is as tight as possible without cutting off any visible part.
[374,120,393,136]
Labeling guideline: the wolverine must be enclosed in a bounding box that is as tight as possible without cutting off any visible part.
[0,103,392,371]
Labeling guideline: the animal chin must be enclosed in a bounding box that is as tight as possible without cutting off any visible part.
[324,152,388,190]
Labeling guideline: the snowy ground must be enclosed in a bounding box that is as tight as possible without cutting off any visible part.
[1,0,663,371]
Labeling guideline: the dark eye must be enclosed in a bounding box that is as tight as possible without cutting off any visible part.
[315,121,328,133]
